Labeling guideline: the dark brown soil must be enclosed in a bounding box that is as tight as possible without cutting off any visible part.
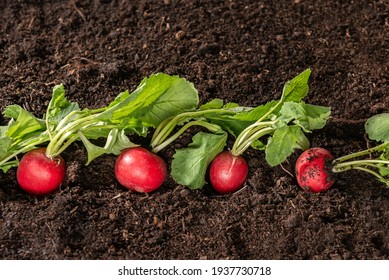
[1,0,388,260]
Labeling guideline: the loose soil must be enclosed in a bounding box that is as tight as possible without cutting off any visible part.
[0,0,388,260]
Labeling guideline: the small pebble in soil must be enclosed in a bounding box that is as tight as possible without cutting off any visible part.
[275,34,284,41]
[180,188,190,197]
[175,30,186,41]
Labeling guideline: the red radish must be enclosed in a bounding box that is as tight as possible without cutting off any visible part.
[295,147,334,192]
[16,148,66,196]
[115,147,167,193]
[209,151,248,194]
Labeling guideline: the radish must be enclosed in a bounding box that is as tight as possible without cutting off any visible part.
[295,113,389,192]
[209,151,248,194]
[115,147,167,193]
[16,148,66,196]
[295,147,334,192]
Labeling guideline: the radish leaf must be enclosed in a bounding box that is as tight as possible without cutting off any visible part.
[365,113,389,142]
[110,73,198,127]
[171,132,227,189]
[281,68,311,102]
[265,125,309,166]
[3,105,45,140]
[279,102,331,132]
[78,129,138,165]
[199,98,224,110]
[46,84,80,124]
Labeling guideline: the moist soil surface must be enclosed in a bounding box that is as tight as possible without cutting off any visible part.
[0,0,388,260]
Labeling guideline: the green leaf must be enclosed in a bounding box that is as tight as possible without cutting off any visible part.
[106,90,130,108]
[94,89,138,122]
[279,102,331,132]
[82,118,147,140]
[223,102,240,109]
[46,84,80,124]
[78,129,138,165]
[303,103,331,130]
[251,140,266,150]
[232,100,278,122]
[171,132,227,189]
[0,126,7,137]
[281,68,311,102]
[378,148,389,176]
[208,117,252,138]
[110,73,198,127]
[0,160,19,173]
[104,129,138,155]
[81,126,117,140]
[381,147,389,160]
[0,136,30,173]
[365,113,389,142]
[378,165,389,177]
[204,103,275,138]
[265,126,309,166]
[141,76,198,127]
[199,98,224,110]
[3,105,45,140]
[0,137,13,158]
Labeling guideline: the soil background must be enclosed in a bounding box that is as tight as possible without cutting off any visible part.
[0,0,388,260]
